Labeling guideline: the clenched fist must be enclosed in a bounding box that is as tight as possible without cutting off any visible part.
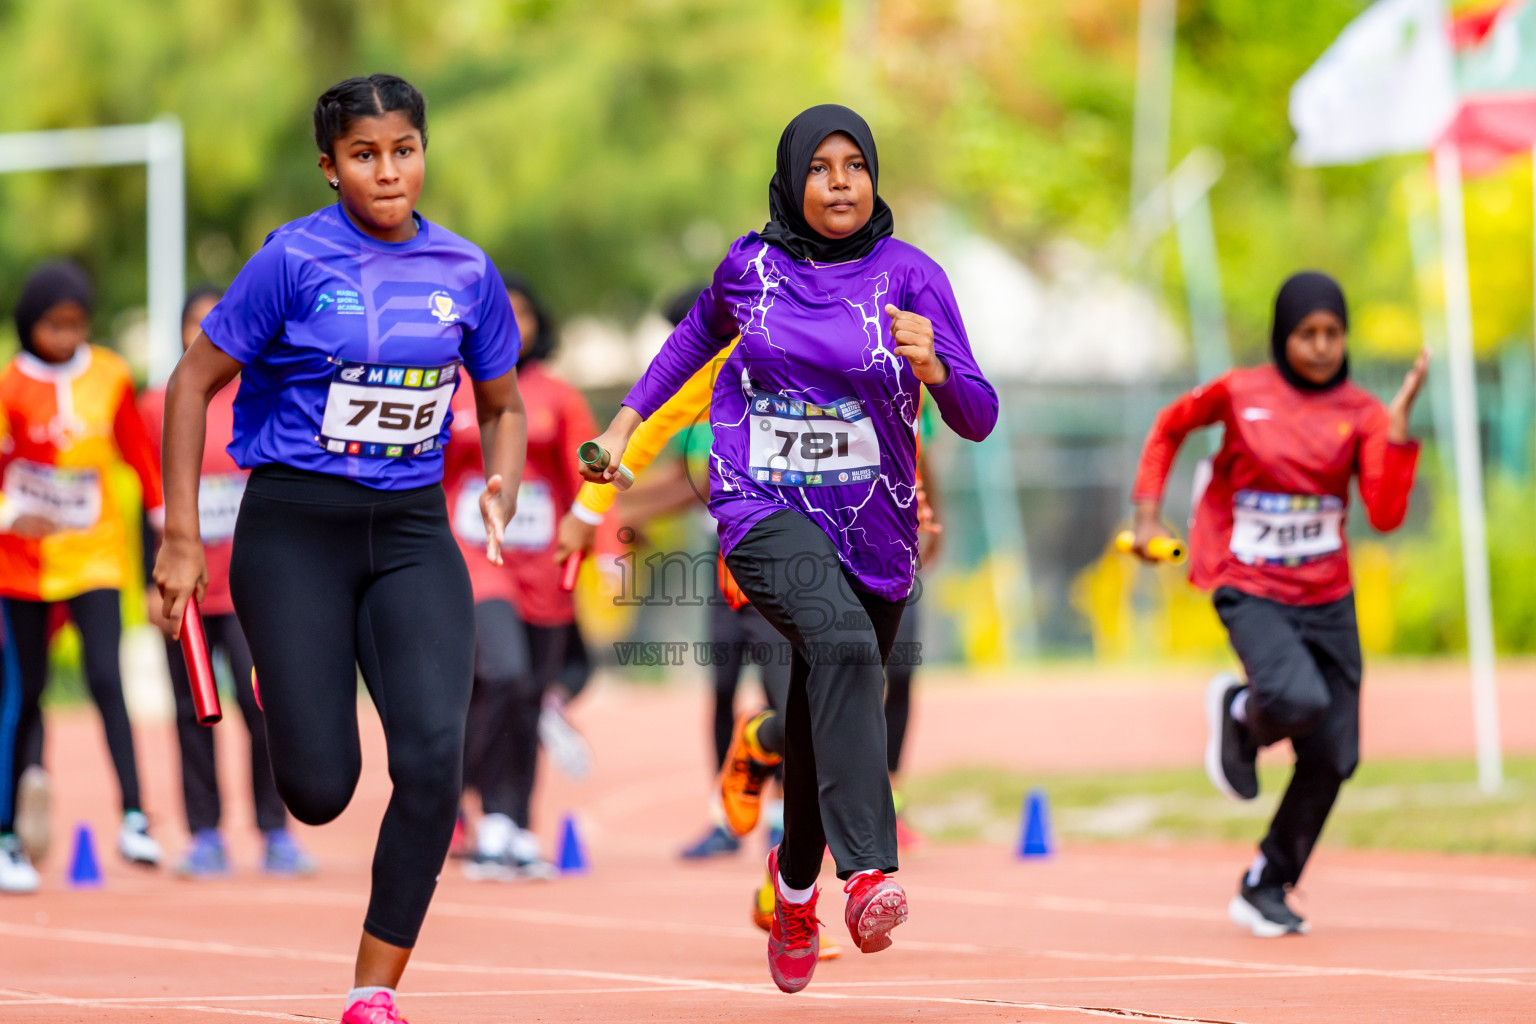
[886,304,948,386]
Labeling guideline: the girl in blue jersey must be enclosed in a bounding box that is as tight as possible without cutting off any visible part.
[154,75,527,1024]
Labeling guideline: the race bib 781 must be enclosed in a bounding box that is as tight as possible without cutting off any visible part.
[747,388,881,487]
[320,360,460,459]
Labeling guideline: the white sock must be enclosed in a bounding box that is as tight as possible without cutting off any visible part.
[708,794,727,829]
[1230,689,1250,723]
[346,986,394,1009]
[778,874,815,904]
[1245,852,1267,888]
[849,868,880,882]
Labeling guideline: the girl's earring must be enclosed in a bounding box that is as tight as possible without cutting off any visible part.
[329,179,340,190]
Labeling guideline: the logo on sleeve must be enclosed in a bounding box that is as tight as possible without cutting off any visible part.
[317,288,364,315]
[429,291,460,324]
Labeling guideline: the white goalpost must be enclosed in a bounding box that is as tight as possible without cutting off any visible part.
[0,117,185,382]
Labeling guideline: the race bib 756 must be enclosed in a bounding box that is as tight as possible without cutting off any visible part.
[320,360,459,459]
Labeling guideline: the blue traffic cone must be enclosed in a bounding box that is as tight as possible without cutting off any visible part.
[556,812,588,874]
[1017,788,1054,859]
[68,823,103,887]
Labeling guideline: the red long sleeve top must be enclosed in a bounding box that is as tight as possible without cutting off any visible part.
[1131,364,1420,606]
[443,363,596,625]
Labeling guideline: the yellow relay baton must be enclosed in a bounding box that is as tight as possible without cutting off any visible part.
[578,440,635,491]
[1114,530,1187,565]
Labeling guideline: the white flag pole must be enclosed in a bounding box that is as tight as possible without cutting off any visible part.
[1433,142,1503,794]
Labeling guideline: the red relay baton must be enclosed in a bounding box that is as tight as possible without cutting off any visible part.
[180,598,223,726]
[560,551,583,592]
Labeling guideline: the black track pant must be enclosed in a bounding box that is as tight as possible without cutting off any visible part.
[463,607,574,828]
[1214,586,1361,887]
[6,589,142,815]
[464,599,536,828]
[885,597,919,775]
[230,466,474,949]
[707,591,793,771]
[555,620,591,702]
[164,612,285,833]
[725,509,904,889]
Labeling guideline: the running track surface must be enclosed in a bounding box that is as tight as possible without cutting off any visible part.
[4,663,1534,1023]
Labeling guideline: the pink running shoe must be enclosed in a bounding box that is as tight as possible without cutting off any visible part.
[843,870,908,953]
[765,848,820,993]
[341,992,409,1024]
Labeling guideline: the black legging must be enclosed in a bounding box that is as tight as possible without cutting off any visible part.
[230,466,474,949]
[164,612,285,833]
[464,599,539,828]
[555,620,591,702]
[725,509,904,890]
[707,590,793,771]
[5,589,142,815]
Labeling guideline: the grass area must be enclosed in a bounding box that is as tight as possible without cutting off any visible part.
[904,756,1536,857]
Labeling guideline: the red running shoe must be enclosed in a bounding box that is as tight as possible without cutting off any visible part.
[765,848,820,993]
[843,870,907,953]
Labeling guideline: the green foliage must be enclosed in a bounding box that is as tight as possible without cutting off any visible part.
[1393,468,1536,655]
[907,755,1536,856]
[0,0,1519,367]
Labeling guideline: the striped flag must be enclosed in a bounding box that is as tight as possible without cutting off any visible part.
[1439,1,1536,176]
[1290,0,1458,166]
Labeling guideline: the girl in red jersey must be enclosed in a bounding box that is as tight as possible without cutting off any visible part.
[443,274,594,878]
[141,287,314,878]
[1131,271,1428,937]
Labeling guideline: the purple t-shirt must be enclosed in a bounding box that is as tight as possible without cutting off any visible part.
[624,234,997,600]
[202,204,519,490]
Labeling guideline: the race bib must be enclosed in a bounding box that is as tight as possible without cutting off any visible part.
[3,460,101,531]
[320,360,459,459]
[454,479,556,550]
[1230,490,1344,565]
[747,389,881,487]
[198,472,247,544]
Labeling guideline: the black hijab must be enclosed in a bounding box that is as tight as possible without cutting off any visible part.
[14,260,93,358]
[1270,271,1349,392]
[760,104,894,264]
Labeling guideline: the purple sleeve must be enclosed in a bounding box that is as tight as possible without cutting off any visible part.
[461,256,521,381]
[622,257,739,418]
[909,269,997,442]
[200,234,292,364]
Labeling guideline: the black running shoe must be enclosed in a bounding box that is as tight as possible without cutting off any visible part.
[1229,873,1308,937]
[1204,673,1258,801]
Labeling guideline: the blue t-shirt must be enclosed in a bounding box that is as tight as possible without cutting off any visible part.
[202,204,520,490]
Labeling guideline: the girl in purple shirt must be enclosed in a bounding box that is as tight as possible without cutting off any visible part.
[584,104,997,993]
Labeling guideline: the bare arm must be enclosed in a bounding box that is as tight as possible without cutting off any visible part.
[153,334,242,637]
[472,369,528,566]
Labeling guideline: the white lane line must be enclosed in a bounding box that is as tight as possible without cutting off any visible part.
[0,986,711,1006]
[194,886,1536,989]
[0,921,1255,1023]
[920,885,1536,941]
[0,988,328,1022]
[3,910,1531,1008]
[0,975,1318,1006]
